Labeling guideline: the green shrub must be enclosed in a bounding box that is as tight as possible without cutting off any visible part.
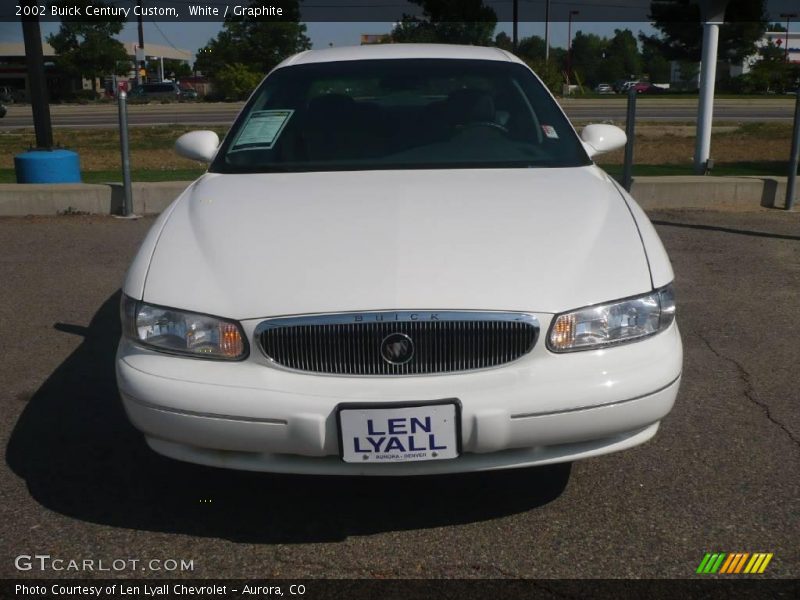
[210,63,263,101]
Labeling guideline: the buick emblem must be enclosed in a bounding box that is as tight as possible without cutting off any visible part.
[380,333,415,365]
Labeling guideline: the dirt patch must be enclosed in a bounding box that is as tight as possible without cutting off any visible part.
[595,122,794,166]
[1,122,793,171]
[0,126,229,171]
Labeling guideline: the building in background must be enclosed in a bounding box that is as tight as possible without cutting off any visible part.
[669,30,800,89]
[732,30,800,76]
[360,34,391,45]
[0,41,191,101]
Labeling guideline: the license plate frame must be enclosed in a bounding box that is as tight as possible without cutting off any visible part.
[336,399,462,464]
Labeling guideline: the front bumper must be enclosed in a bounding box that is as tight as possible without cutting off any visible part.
[116,321,682,475]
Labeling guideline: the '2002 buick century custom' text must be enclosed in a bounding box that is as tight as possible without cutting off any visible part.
[116,44,682,475]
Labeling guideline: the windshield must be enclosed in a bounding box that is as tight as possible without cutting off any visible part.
[211,59,590,174]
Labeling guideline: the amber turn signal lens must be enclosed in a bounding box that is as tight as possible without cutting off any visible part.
[219,323,244,358]
[550,313,576,351]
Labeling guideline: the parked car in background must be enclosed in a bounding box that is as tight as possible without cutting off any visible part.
[179,87,198,100]
[117,44,682,476]
[595,83,614,94]
[632,82,666,95]
[0,86,22,103]
[615,80,638,94]
[129,82,182,101]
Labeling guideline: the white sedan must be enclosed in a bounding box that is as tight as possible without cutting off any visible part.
[116,44,682,475]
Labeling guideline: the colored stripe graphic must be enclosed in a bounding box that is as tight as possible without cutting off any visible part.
[744,554,761,574]
[697,553,727,574]
[710,553,726,573]
[744,553,774,574]
[724,553,739,574]
[759,554,773,573]
[719,554,736,574]
[696,553,712,574]
[698,552,773,574]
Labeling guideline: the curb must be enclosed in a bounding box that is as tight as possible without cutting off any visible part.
[629,176,791,210]
[0,181,189,216]
[0,176,794,216]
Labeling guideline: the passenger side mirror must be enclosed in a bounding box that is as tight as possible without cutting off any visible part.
[175,130,220,163]
[580,124,627,158]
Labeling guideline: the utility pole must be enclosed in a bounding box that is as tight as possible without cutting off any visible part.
[15,0,80,184]
[544,0,551,63]
[512,0,518,51]
[566,10,579,87]
[136,0,145,84]
[20,3,52,149]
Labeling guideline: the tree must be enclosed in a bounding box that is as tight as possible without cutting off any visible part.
[194,0,310,78]
[641,37,671,82]
[606,29,642,80]
[494,31,513,51]
[518,36,547,61]
[391,0,496,46]
[568,29,643,88]
[164,59,192,80]
[747,41,792,93]
[146,58,192,81]
[494,32,547,61]
[640,0,767,64]
[525,58,564,95]
[569,31,607,87]
[211,63,263,100]
[46,0,129,94]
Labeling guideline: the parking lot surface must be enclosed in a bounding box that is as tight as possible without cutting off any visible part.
[1,208,798,579]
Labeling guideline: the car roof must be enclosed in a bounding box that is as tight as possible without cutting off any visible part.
[276,43,523,69]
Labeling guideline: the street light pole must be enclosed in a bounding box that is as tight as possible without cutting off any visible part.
[567,10,579,87]
[137,0,145,84]
[780,13,797,63]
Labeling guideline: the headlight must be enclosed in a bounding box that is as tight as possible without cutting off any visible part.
[548,284,676,352]
[121,296,246,360]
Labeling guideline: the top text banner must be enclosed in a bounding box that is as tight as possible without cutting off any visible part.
[5,0,800,23]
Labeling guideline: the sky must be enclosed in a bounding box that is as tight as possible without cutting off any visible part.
[1,0,797,58]
[1,20,660,62]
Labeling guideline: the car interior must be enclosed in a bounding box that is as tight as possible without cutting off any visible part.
[220,61,587,171]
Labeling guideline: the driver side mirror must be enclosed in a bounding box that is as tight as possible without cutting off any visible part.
[580,124,627,158]
[175,130,220,163]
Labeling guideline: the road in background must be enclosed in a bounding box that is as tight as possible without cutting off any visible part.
[0,98,796,129]
[1,209,798,579]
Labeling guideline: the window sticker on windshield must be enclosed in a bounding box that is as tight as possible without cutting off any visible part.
[231,109,294,150]
[542,125,559,139]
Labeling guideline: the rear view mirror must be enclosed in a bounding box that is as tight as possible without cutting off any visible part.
[580,124,627,158]
[175,130,220,163]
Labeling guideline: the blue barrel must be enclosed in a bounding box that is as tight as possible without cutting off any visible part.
[14,149,81,183]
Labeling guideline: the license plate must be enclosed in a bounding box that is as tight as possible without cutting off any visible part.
[337,400,461,463]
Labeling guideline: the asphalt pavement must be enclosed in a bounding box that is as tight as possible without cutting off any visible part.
[0,208,798,580]
[0,97,796,129]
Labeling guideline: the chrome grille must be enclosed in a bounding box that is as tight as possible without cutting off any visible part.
[256,312,538,376]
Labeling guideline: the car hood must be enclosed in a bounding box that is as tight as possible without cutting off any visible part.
[142,167,652,319]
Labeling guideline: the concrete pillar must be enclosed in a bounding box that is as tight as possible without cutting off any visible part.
[694,21,720,174]
[694,0,729,175]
